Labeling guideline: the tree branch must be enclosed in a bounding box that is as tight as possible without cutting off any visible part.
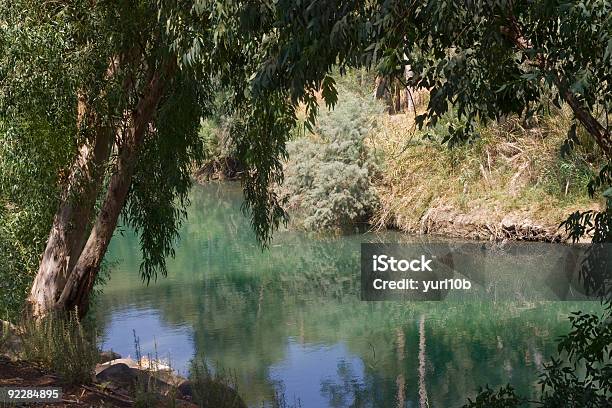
[502,14,612,158]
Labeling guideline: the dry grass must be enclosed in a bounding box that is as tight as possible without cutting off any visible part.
[19,311,99,385]
[369,105,602,239]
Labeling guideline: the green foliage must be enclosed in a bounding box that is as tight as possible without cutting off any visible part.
[332,68,377,99]
[231,93,294,243]
[0,3,79,311]
[0,119,73,320]
[562,164,612,246]
[196,92,243,181]
[1,0,611,343]
[200,118,234,163]
[462,304,612,408]
[282,90,382,230]
[0,1,110,315]
[244,0,612,206]
[539,306,612,407]
[0,0,234,289]
[20,311,99,385]
[462,385,524,408]
[543,157,594,199]
[124,76,207,283]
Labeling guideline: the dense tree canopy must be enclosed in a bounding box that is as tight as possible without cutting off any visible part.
[0,1,291,312]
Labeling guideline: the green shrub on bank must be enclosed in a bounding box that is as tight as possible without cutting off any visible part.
[20,311,98,385]
[281,90,383,230]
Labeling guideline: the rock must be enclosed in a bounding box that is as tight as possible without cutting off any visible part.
[500,215,518,229]
[94,358,246,407]
[96,363,138,385]
[95,357,141,374]
[97,356,172,372]
[99,350,121,364]
[96,360,183,396]
[177,380,193,398]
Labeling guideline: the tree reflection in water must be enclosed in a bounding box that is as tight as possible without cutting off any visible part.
[96,183,603,407]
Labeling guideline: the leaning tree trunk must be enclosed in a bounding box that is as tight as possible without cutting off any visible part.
[56,66,171,317]
[27,98,113,317]
[27,63,172,318]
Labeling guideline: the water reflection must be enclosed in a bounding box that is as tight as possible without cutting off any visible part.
[100,309,194,377]
[96,183,600,407]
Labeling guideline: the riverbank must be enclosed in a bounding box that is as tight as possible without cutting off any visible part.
[0,319,246,408]
[195,92,601,242]
[0,355,133,407]
[370,110,601,242]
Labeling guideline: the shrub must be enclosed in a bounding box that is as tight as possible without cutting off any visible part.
[281,90,383,230]
[195,117,245,181]
[20,311,98,385]
[0,118,75,322]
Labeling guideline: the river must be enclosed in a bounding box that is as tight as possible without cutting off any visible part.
[96,182,600,407]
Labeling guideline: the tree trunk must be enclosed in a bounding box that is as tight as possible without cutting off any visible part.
[56,65,171,317]
[27,62,173,318]
[374,76,387,100]
[393,82,401,114]
[27,106,113,317]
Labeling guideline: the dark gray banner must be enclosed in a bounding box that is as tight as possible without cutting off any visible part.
[361,242,612,301]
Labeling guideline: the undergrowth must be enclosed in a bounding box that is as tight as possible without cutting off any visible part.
[19,311,98,385]
[371,105,602,235]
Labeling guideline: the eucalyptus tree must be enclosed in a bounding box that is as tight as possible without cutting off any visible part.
[0,0,295,317]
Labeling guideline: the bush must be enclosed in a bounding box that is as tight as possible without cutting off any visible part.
[281,89,382,230]
[20,311,99,385]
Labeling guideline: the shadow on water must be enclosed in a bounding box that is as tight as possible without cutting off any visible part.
[96,182,603,408]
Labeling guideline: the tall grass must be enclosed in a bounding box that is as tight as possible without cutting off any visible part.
[19,311,98,385]
[131,330,181,407]
[371,104,603,235]
[189,358,246,408]
[0,319,12,352]
[189,356,304,408]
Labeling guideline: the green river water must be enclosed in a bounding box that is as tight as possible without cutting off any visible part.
[96,182,600,408]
